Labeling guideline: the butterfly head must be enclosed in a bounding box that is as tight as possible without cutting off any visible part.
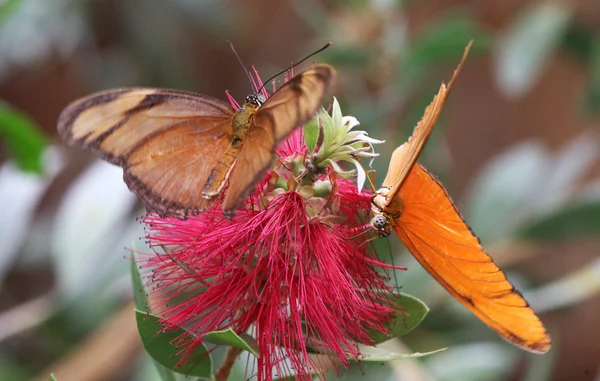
[370,187,399,237]
[370,214,392,237]
[243,94,266,111]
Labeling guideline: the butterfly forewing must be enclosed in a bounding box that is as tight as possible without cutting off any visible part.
[393,164,551,353]
[222,64,336,215]
[382,42,471,199]
[58,88,235,218]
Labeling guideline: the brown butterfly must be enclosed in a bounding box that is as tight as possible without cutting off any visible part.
[58,64,335,219]
[370,42,551,353]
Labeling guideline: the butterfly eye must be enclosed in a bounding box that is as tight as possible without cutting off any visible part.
[371,215,388,233]
[245,94,264,107]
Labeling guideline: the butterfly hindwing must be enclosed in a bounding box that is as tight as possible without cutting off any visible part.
[392,164,551,353]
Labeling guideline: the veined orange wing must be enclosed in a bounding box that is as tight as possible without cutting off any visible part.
[371,41,551,353]
[58,88,235,219]
[392,164,551,353]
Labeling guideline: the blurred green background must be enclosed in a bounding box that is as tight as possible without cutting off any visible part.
[1,0,600,380]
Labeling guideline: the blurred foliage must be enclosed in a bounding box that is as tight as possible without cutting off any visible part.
[519,200,600,241]
[1,0,600,380]
[0,101,46,173]
[0,0,22,23]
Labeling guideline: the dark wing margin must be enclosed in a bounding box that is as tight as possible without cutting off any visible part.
[57,88,235,165]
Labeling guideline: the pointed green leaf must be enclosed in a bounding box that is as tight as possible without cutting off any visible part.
[318,108,335,158]
[202,328,259,357]
[355,345,446,362]
[135,310,212,379]
[331,98,343,138]
[366,292,429,344]
[304,114,320,155]
[130,255,150,313]
[0,102,47,173]
[49,374,58,381]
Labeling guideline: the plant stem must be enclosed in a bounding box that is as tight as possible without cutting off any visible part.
[215,346,243,381]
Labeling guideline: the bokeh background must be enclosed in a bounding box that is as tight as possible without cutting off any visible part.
[1,1,600,380]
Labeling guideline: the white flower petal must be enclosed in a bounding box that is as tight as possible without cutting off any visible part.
[342,116,360,130]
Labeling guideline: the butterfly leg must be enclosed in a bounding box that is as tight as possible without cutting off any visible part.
[365,169,377,192]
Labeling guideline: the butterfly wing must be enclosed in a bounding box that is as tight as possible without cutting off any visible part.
[58,88,235,219]
[222,64,336,216]
[382,41,471,197]
[392,164,551,353]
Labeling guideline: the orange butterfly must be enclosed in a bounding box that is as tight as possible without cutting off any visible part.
[370,42,551,353]
[58,65,335,219]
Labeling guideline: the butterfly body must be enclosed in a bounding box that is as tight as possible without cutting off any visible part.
[370,187,399,237]
[58,65,335,219]
[371,42,551,354]
[202,95,263,199]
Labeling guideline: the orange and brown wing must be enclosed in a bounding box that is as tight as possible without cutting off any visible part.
[392,164,551,353]
[382,42,471,196]
[222,64,336,215]
[222,124,275,217]
[58,88,235,218]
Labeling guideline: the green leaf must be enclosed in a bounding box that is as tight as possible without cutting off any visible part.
[518,201,600,241]
[202,328,259,357]
[366,292,429,344]
[0,101,47,174]
[355,345,446,362]
[402,16,489,86]
[49,374,58,381]
[304,114,319,155]
[0,0,22,24]
[130,255,150,313]
[318,108,335,159]
[135,310,212,379]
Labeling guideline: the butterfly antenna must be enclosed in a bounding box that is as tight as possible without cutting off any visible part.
[256,42,332,93]
[227,40,258,93]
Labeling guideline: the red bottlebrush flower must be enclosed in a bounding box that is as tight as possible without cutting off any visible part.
[139,70,399,381]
